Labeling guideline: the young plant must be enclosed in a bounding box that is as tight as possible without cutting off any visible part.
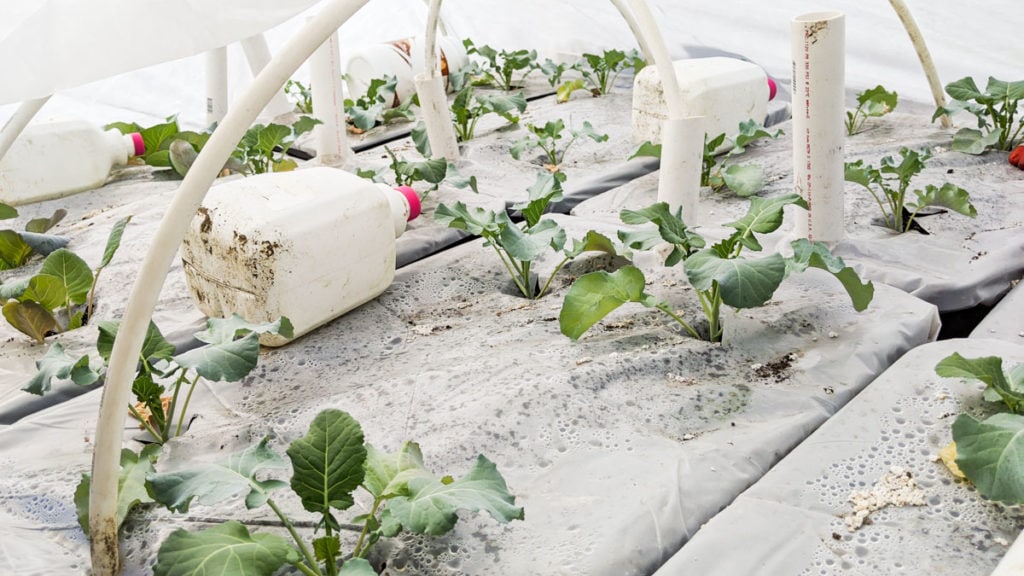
[630,120,783,197]
[285,79,315,115]
[465,39,537,91]
[449,84,528,142]
[510,119,609,172]
[107,116,211,170]
[435,172,616,299]
[235,116,321,175]
[557,49,646,102]
[846,85,898,135]
[935,353,1024,505]
[535,58,571,87]
[560,196,873,342]
[357,145,478,197]
[25,314,292,448]
[934,76,1024,153]
[845,147,976,233]
[345,75,417,133]
[2,216,130,343]
[0,203,67,270]
[144,408,523,576]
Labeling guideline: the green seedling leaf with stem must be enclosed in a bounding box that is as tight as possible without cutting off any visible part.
[935,354,1024,504]
[934,76,1024,153]
[560,195,873,342]
[236,116,321,175]
[846,85,898,135]
[436,172,617,299]
[845,147,976,233]
[0,203,68,270]
[630,119,782,197]
[358,144,477,198]
[464,39,538,91]
[557,49,646,102]
[534,58,571,87]
[286,79,315,115]
[107,116,212,169]
[75,444,161,534]
[510,118,609,172]
[450,84,528,142]
[147,408,522,576]
[345,75,418,133]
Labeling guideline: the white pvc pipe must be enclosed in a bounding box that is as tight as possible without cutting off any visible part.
[887,0,950,128]
[0,96,49,163]
[88,1,372,573]
[418,0,460,161]
[992,533,1024,576]
[791,11,846,244]
[240,34,296,119]
[204,48,228,126]
[310,27,352,166]
[657,116,703,225]
[608,0,654,64]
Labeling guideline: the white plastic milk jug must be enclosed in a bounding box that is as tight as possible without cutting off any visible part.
[632,57,775,146]
[181,167,421,346]
[345,36,468,107]
[0,118,144,206]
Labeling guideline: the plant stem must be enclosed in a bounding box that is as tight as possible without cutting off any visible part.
[520,260,534,299]
[537,256,571,299]
[489,243,530,298]
[127,404,163,443]
[696,286,723,342]
[161,372,188,441]
[653,302,701,340]
[352,497,384,559]
[175,373,201,437]
[266,498,323,576]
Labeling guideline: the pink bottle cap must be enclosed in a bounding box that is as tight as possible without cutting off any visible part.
[395,185,421,221]
[129,132,145,156]
[767,77,778,101]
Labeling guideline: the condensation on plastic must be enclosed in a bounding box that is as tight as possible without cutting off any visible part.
[652,339,1024,576]
[0,213,938,574]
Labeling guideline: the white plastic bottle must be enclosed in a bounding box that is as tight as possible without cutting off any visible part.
[180,167,421,346]
[0,119,144,206]
[632,57,774,147]
[345,36,468,107]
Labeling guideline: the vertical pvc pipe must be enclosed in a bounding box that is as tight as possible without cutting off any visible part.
[89,2,372,573]
[887,0,950,128]
[310,27,352,166]
[205,48,228,126]
[0,96,49,163]
[658,116,704,225]
[417,0,460,161]
[608,0,654,64]
[792,11,845,243]
[240,34,296,119]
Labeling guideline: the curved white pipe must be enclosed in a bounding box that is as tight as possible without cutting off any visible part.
[608,0,654,64]
[417,0,460,161]
[88,1,372,573]
[887,0,950,128]
[622,0,684,121]
[0,96,49,163]
[792,11,846,244]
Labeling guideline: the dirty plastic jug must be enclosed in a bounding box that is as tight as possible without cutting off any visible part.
[181,167,421,346]
[0,118,144,206]
[345,36,468,107]
[632,57,773,147]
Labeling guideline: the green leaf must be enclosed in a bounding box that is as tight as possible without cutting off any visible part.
[174,316,292,382]
[363,441,431,499]
[514,171,565,228]
[149,438,289,513]
[952,413,1024,504]
[99,215,132,268]
[286,409,367,514]
[410,158,449,185]
[985,77,1024,102]
[97,320,176,363]
[945,77,985,102]
[169,140,198,177]
[629,141,662,160]
[936,353,1024,414]
[951,128,1001,155]
[193,314,294,345]
[559,266,647,340]
[479,92,528,122]
[154,521,296,576]
[139,119,181,163]
[557,79,588,103]
[857,85,898,117]
[339,558,378,576]
[731,119,782,154]
[445,164,478,193]
[292,115,321,138]
[620,202,703,258]
[434,202,500,236]
[76,445,160,535]
[22,274,66,310]
[844,160,879,189]
[23,341,99,395]
[36,248,93,306]
[105,121,142,135]
[912,183,977,218]
[725,194,807,251]
[411,121,432,157]
[383,455,523,536]
[564,231,618,259]
[685,250,787,309]
[721,164,764,197]
[499,219,566,262]
[787,239,874,312]
[0,203,16,220]
[0,229,32,269]
[25,209,67,234]
[2,300,58,343]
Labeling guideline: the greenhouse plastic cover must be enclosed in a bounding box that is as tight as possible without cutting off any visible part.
[651,338,1024,576]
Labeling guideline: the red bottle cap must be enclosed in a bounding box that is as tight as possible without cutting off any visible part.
[129,133,145,156]
[395,185,421,221]
[767,77,778,101]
